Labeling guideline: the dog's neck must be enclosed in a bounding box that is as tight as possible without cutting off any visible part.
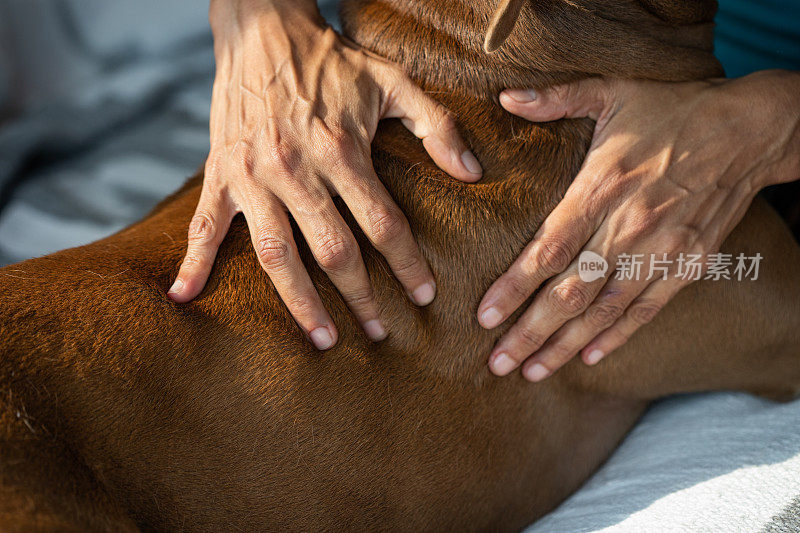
[339,0,724,372]
[341,0,724,205]
[342,0,723,96]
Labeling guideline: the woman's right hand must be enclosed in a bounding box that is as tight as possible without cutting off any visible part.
[168,0,482,350]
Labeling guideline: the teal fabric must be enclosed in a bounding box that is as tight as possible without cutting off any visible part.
[715,0,800,77]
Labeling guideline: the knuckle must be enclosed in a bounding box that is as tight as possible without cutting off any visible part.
[188,213,216,244]
[181,252,205,270]
[332,131,357,155]
[265,140,301,176]
[504,273,533,302]
[366,206,406,247]
[318,129,357,164]
[314,233,356,271]
[609,158,641,182]
[533,239,573,274]
[586,168,630,205]
[515,326,546,351]
[344,287,375,309]
[549,282,592,316]
[284,295,317,318]
[628,299,662,326]
[390,252,423,277]
[550,83,572,103]
[255,234,292,270]
[586,300,625,329]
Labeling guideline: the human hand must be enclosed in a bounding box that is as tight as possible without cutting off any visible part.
[168,0,482,349]
[481,70,800,381]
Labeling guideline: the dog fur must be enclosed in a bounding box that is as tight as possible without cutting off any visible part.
[1,0,799,530]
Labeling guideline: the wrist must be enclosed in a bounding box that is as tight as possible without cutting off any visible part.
[209,0,321,37]
[742,70,800,189]
[703,70,800,191]
[769,70,800,187]
[210,0,318,14]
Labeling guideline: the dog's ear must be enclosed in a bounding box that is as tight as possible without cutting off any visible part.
[483,0,526,53]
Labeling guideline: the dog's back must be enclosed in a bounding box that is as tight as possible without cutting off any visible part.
[2,0,800,530]
[3,142,800,533]
[0,178,639,529]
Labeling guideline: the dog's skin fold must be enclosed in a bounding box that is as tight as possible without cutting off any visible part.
[1,0,799,531]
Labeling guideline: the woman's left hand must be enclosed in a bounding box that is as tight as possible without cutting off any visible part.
[479,70,800,382]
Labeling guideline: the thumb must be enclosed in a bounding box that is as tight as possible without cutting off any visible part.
[378,66,483,182]
[499,77,616,122]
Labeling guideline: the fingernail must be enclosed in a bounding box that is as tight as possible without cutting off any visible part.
[168,278,184,295]
[523,363,550,382]
[586,349,605,365]
[309,327,335,350]
[480,307,503,329]
[411,281,436,306]
[363,319,387,342]
[460,150,482,176]
[503,89,537,103]
[490,353,516,376]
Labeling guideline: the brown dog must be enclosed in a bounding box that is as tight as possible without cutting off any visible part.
[1,0,799,531]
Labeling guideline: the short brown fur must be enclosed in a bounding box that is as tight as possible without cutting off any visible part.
[1,0,799,531]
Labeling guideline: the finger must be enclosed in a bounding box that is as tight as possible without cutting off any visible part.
[169,183,235,303]
[244,194,339,351]
[378,65,482,182]
[581,276,688,364]
[499,77,615,123]
[486,246,609,378]
[478,185,597,330]
[280,183,387,342]
[333,153,436,306]
[519,277,649,380]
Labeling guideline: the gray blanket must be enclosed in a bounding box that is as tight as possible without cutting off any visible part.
[0,0,337,264]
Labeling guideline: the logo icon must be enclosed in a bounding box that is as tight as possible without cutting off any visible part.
[578,251,608,282]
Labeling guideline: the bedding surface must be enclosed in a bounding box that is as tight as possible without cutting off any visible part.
[525,393,800,533]
[1,2,798,531]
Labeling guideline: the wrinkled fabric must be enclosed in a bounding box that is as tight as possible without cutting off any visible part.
[525,393,800,532]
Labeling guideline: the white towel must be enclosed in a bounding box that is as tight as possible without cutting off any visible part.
[525,392,800,532]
